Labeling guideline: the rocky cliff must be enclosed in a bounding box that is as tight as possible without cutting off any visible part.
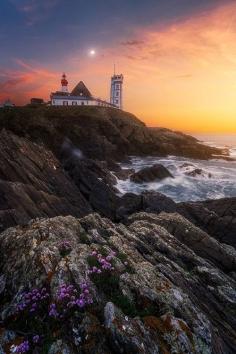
[0,106,227,231]
[0,106,235,353]
[0,106,223,161]
[0,213,236,353]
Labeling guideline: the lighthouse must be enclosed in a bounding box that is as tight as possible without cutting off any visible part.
[110,73,123,109]
[61,73,68,93]
[51,72,123,108]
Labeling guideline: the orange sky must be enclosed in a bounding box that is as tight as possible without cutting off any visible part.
[2,2,236,133]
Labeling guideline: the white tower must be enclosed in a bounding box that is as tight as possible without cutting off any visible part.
[61,73,68,93]
[110,71,123,109]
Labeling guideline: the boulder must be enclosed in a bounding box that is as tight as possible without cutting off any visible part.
[185,168,212,178]
[130,164,173,183]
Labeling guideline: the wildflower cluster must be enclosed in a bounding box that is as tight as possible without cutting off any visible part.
[32,335,40,344]
[58,239,72,256]
[11,282,92,353]
[10,340,30,353]
[17,287,49,313]
[88,250,116,274]
[49,282,93,319]
[10,335,41,354]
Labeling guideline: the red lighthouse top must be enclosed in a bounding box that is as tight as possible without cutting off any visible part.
[61,73,68,86]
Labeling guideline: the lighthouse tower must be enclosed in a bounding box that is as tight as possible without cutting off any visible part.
[61,73,68,93]
[110,72,123,109]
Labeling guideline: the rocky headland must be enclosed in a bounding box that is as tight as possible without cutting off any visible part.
[0,106,235,353]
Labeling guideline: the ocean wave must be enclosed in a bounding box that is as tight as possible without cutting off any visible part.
[117,154,236,202]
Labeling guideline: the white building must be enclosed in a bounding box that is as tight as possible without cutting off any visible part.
[51,73,124,109]
[0,99,15,108]
[110,74,124,109]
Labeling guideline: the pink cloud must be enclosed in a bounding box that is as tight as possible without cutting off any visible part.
[0,59,59,104]
[2,1,236,133]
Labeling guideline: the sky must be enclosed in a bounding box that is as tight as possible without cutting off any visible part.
[1,0,236,132]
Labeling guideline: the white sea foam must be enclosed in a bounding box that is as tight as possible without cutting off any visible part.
[116,151,236,202]
[115,134,236,202]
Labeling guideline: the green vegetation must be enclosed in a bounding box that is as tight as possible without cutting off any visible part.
[79,231,90,244]
[87,248,157,318]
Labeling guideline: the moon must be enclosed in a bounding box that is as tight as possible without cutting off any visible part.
[89,49,96,56]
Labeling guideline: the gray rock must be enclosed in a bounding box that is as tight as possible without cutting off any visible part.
[130,164,173,183]
[48,340,71,354]
[0,213,235,352]
[178,197,236,248]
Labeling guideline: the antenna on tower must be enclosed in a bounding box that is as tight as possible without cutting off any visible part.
[113,64,116,75]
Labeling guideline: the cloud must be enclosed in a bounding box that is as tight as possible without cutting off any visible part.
[1,77,29,89]
[0,59,59,104]
[108,1,236,78]
[14,58,57,78]
[121,40,144,47]
[0,72,32,102]
[2,1,236,131]
[9,0,61,25]
[11,0,60,12]
[77,1,236,131]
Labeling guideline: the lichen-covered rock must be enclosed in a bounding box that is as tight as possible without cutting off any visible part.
[0,212,235,353]
[48,340,71,354]
[127,211,236,273]
[104,302,160,353]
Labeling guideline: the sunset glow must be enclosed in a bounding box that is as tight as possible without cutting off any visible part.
[1,1,236,132]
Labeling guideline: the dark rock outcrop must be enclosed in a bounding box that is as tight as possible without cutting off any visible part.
[142,191,177,214]
[0,106,225,161]
[130,164,173,183]
[0,106,229,231]
[0,129,91,232]
[178,198,236,248]
[116,191,177,221]
[116,193,143,220]
[63,156,120,220]
[0,126,235,248]
[0,213,236,353]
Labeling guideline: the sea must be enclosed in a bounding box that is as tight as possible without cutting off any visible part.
[116,133,236,202]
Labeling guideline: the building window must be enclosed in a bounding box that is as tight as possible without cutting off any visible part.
[72,101,77,105]
[81,102,85,105]
[116,84,120,89]
[63,101,68,106]
[115,99,119,104]
[116,91,119,97]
